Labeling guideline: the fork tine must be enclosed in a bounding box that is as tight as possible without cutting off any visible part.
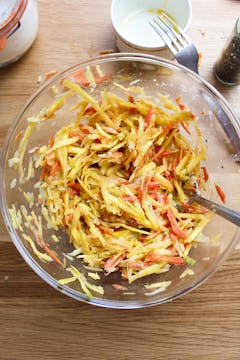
[154,18,183,51]
[161,12,192,44]
[149,20,177,55]
[158,16,189,47]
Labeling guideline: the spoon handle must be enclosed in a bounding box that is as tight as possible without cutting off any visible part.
[195,194,240,226]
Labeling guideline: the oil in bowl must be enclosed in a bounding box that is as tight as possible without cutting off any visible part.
[111,0,192,55]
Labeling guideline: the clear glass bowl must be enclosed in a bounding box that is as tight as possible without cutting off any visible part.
[1,53,240,308]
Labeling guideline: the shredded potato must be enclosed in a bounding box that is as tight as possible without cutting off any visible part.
[27,80,212,284]
[8,69,216,299]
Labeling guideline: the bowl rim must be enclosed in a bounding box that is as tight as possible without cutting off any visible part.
[1,52,240,309]
[111,0,192,50]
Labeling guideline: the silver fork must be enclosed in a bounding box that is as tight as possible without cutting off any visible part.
[149,13,199,74]
[184,185,240,227]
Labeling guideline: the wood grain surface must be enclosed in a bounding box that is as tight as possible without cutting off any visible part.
[0,1,239,359]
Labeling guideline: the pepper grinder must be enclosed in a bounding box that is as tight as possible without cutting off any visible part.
[214,17,240,85]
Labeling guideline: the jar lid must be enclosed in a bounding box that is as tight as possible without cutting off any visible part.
[0,0,27,35]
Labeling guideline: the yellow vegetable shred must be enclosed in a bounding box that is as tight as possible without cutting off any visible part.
[32,81,211,284]
[9,78,213,295]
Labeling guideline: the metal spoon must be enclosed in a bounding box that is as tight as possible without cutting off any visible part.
[184,188,240,226]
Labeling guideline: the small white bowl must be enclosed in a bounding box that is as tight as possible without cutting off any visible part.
[111,0,192,57]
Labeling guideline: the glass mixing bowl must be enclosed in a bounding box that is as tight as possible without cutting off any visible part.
[1,53,240,308]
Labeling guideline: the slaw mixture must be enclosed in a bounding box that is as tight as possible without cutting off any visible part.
[9,70,215,296]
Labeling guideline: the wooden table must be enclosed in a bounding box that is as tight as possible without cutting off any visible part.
[0,1,239,359]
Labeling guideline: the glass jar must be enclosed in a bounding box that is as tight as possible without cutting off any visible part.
[214,17,240,85]
[0,0,38,67]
